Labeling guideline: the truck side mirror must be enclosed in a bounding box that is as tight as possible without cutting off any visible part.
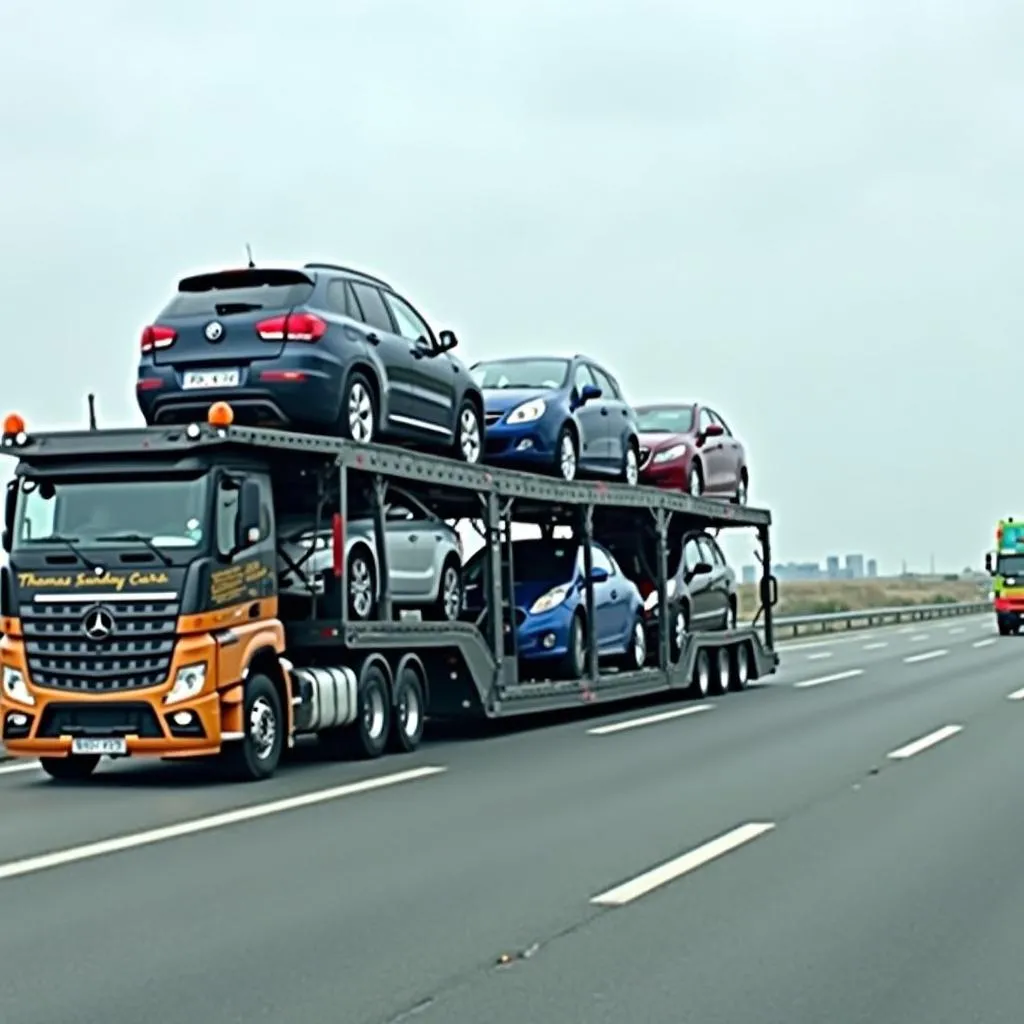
[2,480,17,553]
[985,552,993,574]
[235,479,262,552]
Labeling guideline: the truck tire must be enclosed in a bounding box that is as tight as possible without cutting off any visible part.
[321,659,393,760]
[388,659,426,753]
[711,645,731,695]
[733,643,751,691]
[40,755,99,781]
[221,673,284,781]
[689,648,711,699]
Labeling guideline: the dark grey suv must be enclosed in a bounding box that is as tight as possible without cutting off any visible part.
[136,262,485,462]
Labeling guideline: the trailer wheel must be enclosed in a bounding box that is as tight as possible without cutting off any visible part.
[388,659,426,753]
[712,645,731,695]
[40,755,99,781]
[733,643,751,691]
[689,648,711,699]
[221,673,284,781]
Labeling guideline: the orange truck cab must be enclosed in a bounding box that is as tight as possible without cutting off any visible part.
[0,405,417,782]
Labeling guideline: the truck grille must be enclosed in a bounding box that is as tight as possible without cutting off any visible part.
[21,599,179,693]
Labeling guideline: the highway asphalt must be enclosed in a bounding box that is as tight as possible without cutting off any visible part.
[0,612,1019,1024]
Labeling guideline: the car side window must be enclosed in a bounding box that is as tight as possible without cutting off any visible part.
[710,410,733,436]
[349,282,394,333]
[590,366,620,400]
[325,280,352,317]
[216,482,239,559]
[384,293,433,345]
[698,408,715,434]
[683,537,703,571]
[697,536,723,567]
[573,363,597,393]
[592,546,615,575]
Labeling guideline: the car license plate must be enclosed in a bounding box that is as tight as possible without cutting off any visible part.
[182,369,240,390]
[71,737,127,756]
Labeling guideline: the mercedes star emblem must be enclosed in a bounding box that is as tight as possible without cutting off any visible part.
[82,606,116,641]
[204,320,224,342]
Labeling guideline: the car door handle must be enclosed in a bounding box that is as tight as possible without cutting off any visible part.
[408,535,418,542]
[601,408,609,416]
[610,590,618,599]
[366,332,380,346]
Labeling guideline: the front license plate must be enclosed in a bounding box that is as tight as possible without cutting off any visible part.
[71,737,127,756]
[182,369,240,390]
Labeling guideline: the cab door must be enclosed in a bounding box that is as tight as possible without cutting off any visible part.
[682,534,717,630]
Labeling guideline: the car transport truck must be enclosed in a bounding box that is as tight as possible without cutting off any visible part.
[0,402,779,782]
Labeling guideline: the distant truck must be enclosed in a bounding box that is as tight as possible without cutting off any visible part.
[985,518,1024,635]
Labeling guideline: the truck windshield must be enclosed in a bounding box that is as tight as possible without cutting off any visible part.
[13,475,210,550]
[996,554,1024,575]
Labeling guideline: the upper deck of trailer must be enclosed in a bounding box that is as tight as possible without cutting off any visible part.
[0,421,772,528]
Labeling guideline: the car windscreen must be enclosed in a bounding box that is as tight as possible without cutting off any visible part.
[159,269,315,317]
[996,554,1024,575]
[465,540,580,584]
[635,406,695,433]
[471,359,569,390]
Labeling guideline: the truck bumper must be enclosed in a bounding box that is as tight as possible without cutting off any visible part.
[0,690,226,760]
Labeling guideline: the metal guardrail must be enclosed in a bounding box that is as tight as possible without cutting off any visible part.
[752,600,992,637]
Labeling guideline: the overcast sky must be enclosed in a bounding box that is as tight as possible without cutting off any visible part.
[1,0,1020,574]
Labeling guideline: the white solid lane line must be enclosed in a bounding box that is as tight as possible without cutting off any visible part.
[973,638,997,648]
[806,651,833,661]
[904,649,948,664]
[0,761,40,776]
[793,669,864,689]
[588,704,713,736]
[590,822,776,907]
[863,641,888,650]
[0,765,446,883]
[1007,687,1024,701]
[887,725,963,760]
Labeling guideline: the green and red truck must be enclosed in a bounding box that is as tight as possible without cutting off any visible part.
[986,517,1024,635]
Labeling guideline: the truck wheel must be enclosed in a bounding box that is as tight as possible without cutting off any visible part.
[689,648,711,699]
[712,646,731,695]
[998,620,1012,636]
[733,643,751,691]
[388,660,426,753]
[349,660,392,759]
[40,755,99,781]
[221,673,284,781]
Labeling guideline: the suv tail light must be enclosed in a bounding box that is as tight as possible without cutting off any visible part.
[140,325,177,353]
[256,313,327,343]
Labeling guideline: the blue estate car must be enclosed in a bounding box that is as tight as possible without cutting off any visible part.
[136,262,485,463]
[463,537,646,679]
[470,355,641,484]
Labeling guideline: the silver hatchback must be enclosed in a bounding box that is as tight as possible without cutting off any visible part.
[277,486,463,622]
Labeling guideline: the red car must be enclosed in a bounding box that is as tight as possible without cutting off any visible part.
[635,403,748,504]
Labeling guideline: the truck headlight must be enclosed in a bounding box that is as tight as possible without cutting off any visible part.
[2,665,34,706]
[165,663,207,706]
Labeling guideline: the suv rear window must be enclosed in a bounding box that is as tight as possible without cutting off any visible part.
[159,269,315,317]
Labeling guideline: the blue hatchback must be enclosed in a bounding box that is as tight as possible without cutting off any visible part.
[463,537,647,679]
[135,263,485,463]
[470,355,641,484]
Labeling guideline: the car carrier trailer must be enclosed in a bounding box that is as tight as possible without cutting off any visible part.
[0,404,779,782]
